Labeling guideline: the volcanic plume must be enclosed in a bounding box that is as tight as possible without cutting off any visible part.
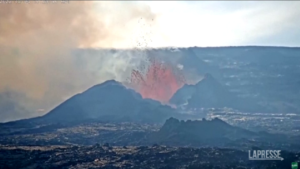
[130,58,185,103]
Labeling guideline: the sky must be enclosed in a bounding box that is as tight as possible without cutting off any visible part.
[0,1,299,122]
[92,1,300,48]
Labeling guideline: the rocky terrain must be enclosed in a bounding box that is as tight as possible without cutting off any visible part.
[0,121,157,146]
[1,144,299,169]
[1,118,300,152]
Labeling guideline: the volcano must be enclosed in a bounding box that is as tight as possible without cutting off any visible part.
[130,58,185,103]
[32,80,182,123]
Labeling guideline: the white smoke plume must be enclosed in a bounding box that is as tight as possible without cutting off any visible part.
[0,2,156,122]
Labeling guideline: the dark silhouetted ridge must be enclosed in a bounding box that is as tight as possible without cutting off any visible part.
[150,117,258,146]
[170,73,262,112]
[40,80,179,123]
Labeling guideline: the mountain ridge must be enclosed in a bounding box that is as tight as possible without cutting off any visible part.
[148,117,262,147]
[170,73,262,112]
[35,79,181,124]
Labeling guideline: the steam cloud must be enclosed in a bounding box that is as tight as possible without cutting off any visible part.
[0,2,156,122]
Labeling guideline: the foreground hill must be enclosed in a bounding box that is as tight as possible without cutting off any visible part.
[149,117,259,146]
[147,117,294,149]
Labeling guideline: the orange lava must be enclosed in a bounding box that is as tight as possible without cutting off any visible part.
[130,59,185,103]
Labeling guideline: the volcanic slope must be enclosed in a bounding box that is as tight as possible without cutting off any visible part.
[40,80,181,123]
[170,73,262,112]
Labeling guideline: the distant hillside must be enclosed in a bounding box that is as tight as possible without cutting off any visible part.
[170,73,263,112]
[146,48,215,83]
[147,48,211,74]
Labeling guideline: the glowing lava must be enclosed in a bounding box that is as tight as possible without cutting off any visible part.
[130,58,185,103]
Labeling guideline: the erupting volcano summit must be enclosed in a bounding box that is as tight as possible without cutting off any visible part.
[130,58,185,103]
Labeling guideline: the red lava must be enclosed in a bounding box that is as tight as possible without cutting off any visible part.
[130,58,185,103]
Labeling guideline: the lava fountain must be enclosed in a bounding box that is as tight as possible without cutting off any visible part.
[130,58,185,103]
